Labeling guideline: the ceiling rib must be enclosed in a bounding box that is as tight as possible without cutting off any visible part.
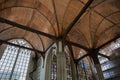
[63,0,94,39]
[0,17,57,40]
[65,40,89,51]
[97,35,120,50]
[0,0,119,62]
[98,53,110,60]
[76,54,89,62]
[0,16,119,52]
[67,42,75,61]
[38,35,45,51]
[44,42,55,53]
[0,27,13,33]
[0,17,90,51]
[76,52,110,62]
[52,0,60,36]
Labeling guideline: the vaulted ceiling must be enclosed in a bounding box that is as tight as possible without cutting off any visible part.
[0,0,120,59]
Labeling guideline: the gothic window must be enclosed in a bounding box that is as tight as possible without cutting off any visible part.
[78,58,93,80]
[0,39,31,80]
[51,55,57,80]
[66,56,72,80]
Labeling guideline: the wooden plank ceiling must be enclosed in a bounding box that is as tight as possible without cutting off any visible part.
[0,0,120,59]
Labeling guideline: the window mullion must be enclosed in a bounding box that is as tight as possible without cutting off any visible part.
[9,48,21,80]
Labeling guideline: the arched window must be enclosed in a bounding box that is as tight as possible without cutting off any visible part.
[65,46,72,80]
[66,56,72,80]
[0,39,32,80]
[77,57,93,80]
[51,55,57,80]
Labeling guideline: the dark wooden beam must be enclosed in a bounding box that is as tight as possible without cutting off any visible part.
[67,43,75,61]
[76,49,110,62]
[98,53,110,60]
[97,35,120,50]
[0,39,44,54]
[65,40,89,51]
[0,17,91,51]
[76,54,89,62]
[63,0,93,38]
[0,17,57,40]
[45,42,55,52]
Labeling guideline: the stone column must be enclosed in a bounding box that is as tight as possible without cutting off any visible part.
[57,41,67,80]
[89,59,98,80]
[93,56,104,80]
[90,50,105,80]
[70,58,78,80]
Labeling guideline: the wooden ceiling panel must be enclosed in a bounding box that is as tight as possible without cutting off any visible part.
[63,0,84,31]
[53,0,70,33]
[94,0,120,17]
[0,23,12,32]
[38,0,54,13]
[39,35,53,50]
[97,30,115,48]
[69,11,92,48]
[107,12,120,24]
[90,0,105,8]
[16,0,36,8]
[0,0,16,9]
[96,18,113,36]
[0,27,25,40]
[0,0,120,56]
[30,11,55,35]
[24,31,44,51]
[0,7,34,26]
[72,46,87,59]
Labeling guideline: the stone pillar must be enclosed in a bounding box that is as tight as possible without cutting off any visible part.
[89,59,98,80]
[70,59,78,80]
[93,56,104,80]
[57,41,67,80]
[90,50,105,80]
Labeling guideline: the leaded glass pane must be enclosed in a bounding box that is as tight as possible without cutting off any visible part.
[0,39,31,80]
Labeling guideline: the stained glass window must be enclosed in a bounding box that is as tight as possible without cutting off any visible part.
[66,56,72,80]
[78,59,93,80]
[51,55,57,80]
[66,64,72,80]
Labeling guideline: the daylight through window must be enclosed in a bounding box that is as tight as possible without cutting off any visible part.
[0,39,31,80]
